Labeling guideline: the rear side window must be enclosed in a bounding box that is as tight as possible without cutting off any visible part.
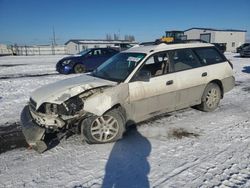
[103,49,116,54]
[102,49,110,55]
[194,48,224,65]
[169,49,201,72]
[88,49,102,56]
[93,49,102,56]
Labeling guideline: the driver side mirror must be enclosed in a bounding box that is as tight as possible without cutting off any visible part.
[135,70,151,82]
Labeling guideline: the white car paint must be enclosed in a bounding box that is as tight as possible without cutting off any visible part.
[30,42,234,120]
[31,74,117,109]
[23,42,234,151]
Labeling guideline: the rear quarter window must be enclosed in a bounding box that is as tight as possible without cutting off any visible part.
[169,49,202,72]
[194,47,225,65]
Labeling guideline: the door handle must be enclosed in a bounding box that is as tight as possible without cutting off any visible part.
[202,72,207,77]
[166,80,173,85]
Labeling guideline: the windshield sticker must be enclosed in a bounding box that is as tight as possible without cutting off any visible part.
[127,56,142,62]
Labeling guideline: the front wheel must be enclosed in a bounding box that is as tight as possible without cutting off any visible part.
[74,64,85,73]
[81,109,125,144]
[196,83,221,112]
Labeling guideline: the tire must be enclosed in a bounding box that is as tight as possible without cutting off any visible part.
[196,83,221,112]
[81,108,125,144]
[74,64,85,73]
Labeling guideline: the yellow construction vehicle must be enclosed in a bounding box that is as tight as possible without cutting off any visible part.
[158,30,187,43]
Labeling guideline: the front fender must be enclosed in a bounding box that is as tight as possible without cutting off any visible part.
[84,83,129,116]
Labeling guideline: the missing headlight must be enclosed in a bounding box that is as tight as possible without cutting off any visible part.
[38,96,84,116]
[45,103,58,115]
[58,97,84,116]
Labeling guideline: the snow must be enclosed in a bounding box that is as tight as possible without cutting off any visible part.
[0,53,250,187]
[0,55,76,124]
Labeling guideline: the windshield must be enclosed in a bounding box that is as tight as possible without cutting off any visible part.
[92,52,146,82]
[77,49,91,56]
[166,31,184,38]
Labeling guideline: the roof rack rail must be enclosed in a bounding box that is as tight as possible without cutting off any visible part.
[140,39,207,46]
[156,39,207,45]
[139,41,156,46]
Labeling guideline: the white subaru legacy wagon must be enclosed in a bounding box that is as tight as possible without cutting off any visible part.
[21,42,235,152]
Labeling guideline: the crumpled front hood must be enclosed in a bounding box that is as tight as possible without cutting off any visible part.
[31,74,117,109]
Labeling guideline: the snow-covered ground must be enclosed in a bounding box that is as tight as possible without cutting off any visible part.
[0,55,76,124]
[0,53,250,188]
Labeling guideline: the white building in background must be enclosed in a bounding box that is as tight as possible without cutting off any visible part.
[0,44,12,56]
[0,43,68,56]
[65,39,138,54]
[184,28,247,52]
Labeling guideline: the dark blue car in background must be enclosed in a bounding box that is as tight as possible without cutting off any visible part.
[56,48,118,74]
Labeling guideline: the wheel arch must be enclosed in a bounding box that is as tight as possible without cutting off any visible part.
[104,103,127,120]
[83,83,129,118]
[80,104,126,144]
[208,79,224,98]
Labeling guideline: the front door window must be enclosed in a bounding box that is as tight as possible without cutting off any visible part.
[129,51,177,121]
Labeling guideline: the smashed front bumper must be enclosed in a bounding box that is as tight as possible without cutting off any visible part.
[21,105,48,153]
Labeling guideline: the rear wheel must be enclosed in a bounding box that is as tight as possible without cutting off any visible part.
[74,64,85,73]
[81,108,125,144]
[196,83,221,112]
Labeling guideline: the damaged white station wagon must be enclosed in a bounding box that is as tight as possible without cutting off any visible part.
[21,42,235,152]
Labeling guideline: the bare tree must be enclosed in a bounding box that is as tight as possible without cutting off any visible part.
[130,35,135,41]
[14,44,19,55]
[114,33,119,40]
[106,33,112,40]
[124,34,135,41]
[7,45,14,55]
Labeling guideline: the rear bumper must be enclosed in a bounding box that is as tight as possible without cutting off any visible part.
[222,76,235,93]
[21,105,48,153]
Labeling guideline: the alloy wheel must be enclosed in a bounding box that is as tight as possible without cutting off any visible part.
[206,88,220,109]
[90,115,119,142]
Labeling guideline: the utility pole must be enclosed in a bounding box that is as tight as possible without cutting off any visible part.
[51,27,56,55]
[53,26,56,46]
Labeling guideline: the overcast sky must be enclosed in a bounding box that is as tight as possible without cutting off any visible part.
[0,0,249,45]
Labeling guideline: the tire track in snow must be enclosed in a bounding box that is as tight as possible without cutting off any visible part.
[146,97,250,188]
[0,72,59,80]
[0,122,28,153]
[152,146,233,187]
[152,141,250,188]
[151,118,250,188]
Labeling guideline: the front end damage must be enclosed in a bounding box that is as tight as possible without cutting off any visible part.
[21,86,109,153]
[21,103,86,153]
[21,105,48,153]
[20,74,129,152]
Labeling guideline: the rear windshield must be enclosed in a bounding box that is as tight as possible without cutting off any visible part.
[194,48,225,65]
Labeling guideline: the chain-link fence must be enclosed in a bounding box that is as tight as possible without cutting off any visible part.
[8,45,67,56]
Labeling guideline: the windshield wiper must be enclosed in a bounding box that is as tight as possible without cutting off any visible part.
[91,70,111,81]
[101,70,110,78]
